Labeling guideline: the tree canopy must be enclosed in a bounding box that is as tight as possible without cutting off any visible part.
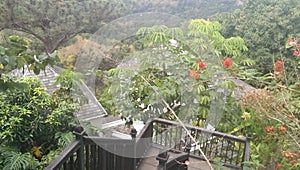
[0,0,132,53]
[213,0,300,84]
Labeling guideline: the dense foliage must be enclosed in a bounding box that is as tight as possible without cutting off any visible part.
[213,0,300,85]
[0,0,133,53]
[0,76,80,169]
[0,33,79,169]
[0,35,59,91]
[132,0,242,19]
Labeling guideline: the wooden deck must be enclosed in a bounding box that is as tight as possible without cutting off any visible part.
[138,145,218,170]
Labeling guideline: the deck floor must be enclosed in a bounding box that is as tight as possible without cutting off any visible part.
[138,145,219,170]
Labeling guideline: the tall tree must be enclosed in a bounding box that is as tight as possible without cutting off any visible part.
[0,0,132,54]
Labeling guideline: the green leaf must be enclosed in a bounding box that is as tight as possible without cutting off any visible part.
[199,96,211,105]
[3,152,32,170]
[37,55,48,61]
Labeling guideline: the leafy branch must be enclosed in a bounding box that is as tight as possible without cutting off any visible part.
[140,75,214,170]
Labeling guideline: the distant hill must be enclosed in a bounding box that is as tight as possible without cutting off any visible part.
[132,0,244,19]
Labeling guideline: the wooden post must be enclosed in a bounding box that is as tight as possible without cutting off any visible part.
[242,134,252,168]
[184,143,191,153]
[73,126,86,170]
[130,128,137,139]
[183,143,191,170]
[156,150,169,170]
[131,128,137,170]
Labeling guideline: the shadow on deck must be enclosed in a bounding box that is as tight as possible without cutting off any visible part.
[46,118,251,170]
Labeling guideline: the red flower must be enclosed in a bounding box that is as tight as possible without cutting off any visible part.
[298,150,300,158]
[197,61,207,70]
[275,60,283,67]
[293,50,299,57]
[284,152,294,159]
[189,69,200,79]
[274,60,284,77]
[278,125,287,132]
[223,58,233,69]
[288,38,297,46]
[290,159,297,165]
[276,163,282,169]
[264,126,272,133]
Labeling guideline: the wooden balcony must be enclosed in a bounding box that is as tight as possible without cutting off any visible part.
[46,118,251,170]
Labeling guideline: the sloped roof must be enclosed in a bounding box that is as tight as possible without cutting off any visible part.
[228,77,256,100]
[74,81,108,120]
[10,65,60,94]
[10,66,108,120]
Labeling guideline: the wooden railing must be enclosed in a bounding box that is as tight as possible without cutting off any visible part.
[45,140,82,170]
[46,118,251,170]
[151,118,251,169]
[46,120,154,170]
[135,119,154,168]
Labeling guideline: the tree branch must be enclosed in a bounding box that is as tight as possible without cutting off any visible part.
[140,75,214,170]
[11,23,45,44]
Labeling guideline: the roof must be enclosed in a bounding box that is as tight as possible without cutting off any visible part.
[228,77,256,100]
[10,65,108,120]
[10,65,60,94]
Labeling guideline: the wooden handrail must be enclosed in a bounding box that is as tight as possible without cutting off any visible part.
[45,140,81,170]
[152,118,247,142]
[151,118,251,169]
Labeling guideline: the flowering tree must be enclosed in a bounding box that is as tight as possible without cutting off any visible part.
[214,0,300,85]
[227,38,300,169]
[287,37,300,59]
[100,19,249,127]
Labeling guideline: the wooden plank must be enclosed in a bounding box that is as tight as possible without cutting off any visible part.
[85,145,90,170]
